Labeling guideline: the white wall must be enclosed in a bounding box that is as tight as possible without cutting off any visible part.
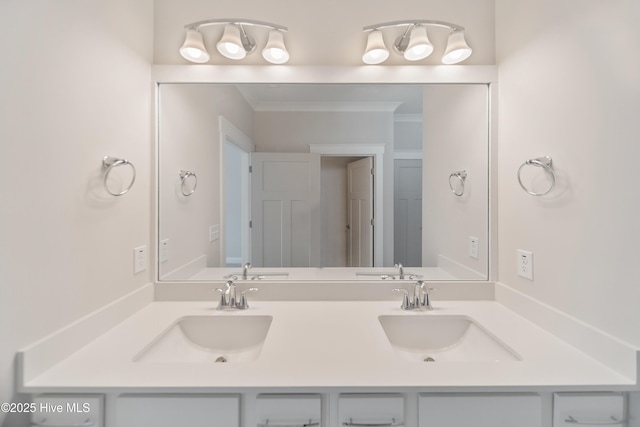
[496,0,640,347]
[0,0,153,425]
[158,84,254,277]
[423,85,489,279]
[394,119,423,153]
[153,0,495,66]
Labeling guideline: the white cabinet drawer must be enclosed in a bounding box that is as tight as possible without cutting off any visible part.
[116,394,240,427]
[418,393,542,427]
[338,394,404,427]
[553,393,626,426]
[31,395,103,427]
[255,394,321,426]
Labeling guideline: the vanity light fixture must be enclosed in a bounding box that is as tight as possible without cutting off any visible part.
[179,19,289,64]
[362,20,472,64]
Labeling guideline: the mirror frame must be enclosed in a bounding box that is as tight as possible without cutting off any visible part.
[152,65,499,284]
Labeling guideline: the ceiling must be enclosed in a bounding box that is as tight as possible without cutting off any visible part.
[235,84,423,114]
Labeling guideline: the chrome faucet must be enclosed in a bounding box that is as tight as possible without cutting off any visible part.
[214,279,258,310]
[394,262,404,279]
[394,280,435,311]
[242,262,252,280]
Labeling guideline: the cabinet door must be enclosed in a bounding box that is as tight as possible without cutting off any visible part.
[116,395,239,427]
[418,393,541,427]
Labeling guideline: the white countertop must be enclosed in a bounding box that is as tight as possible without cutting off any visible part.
[21,300,636,392]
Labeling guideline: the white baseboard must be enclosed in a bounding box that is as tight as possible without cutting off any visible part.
[17,283,154,389]
[438,255,486,280]
[160,255,207,281]
[495,282,639,383]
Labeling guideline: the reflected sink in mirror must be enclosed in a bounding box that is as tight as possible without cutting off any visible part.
[355,271,422,280]
[378,315,520,362]
[226,272,290,281]
[135,315,273,363]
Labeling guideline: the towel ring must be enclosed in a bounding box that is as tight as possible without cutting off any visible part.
[448,170,467,196]
[179,170,198,196]
[102,156,136,196]
[517,156,555,196]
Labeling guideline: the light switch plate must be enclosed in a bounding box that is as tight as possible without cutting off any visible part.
[469,237,479,259]
[517,249,533,280]
[159,239,169,263]
[210,224,220,242]
[133,245,147,274]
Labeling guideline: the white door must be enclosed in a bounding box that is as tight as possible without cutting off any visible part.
[347,157,374,267]
[394,159,422,266]
[251,153,321,267]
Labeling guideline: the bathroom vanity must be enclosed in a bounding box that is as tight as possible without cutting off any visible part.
[16,66,638,427]
[18,284,638,427]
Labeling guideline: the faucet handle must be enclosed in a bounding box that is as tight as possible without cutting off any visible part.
[418,282,438,310]
[393,288,410,310]
[213,288,227,309]
[237,288,258,309]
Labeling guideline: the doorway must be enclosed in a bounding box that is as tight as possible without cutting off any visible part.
[320,156,374,267]
[224,138,250,267]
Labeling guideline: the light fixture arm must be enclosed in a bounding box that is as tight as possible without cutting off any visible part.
[185,18,288,32]
[394,24,415,53]
[363,20,464,33]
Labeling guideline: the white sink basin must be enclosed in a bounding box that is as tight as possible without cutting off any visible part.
[378,315,520,362]
[135,315,272,363]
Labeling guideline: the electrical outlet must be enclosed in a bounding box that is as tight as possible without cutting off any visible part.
[133,245,147,274]
[517,249,533,280]
[469,237,479,259]
[159,239,169,263]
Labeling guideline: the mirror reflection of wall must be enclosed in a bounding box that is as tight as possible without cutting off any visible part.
[158,83,488,281]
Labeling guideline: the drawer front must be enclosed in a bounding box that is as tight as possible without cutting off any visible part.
[31,395,103,427]
[553,393,625,427]
[255,394,322,426]
[338,394,404,427]
[418,393,542,427]
[116,394,240,427]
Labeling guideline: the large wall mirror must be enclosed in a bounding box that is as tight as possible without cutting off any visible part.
[158,81,489,282]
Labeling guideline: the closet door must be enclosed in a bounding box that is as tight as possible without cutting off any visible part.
[394,159,422,266]
[251,153,321,267]
[347,157,374,267]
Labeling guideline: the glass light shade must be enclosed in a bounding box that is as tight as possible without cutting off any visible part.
[216,24,246,60]
[404,26,433,61]
[179,29,210,63]
[262,30,289,64]
[362,30,389,64]
[442,30,472,64]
